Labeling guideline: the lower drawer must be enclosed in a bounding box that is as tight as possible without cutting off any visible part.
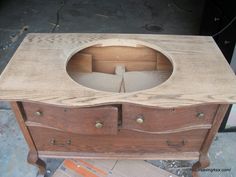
[28,127,208,153]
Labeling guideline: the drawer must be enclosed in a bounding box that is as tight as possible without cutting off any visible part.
[122,104,218,132]
[28,127,208,153]
[22,102,118,135]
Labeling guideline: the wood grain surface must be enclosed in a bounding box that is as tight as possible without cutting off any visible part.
[0,33,236,107]
[23,102,119,135]
[28,127,208,153]
[122,104,218,132]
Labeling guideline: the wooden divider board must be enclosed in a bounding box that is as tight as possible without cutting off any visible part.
[0,33,236,108]
[79,46,172,73]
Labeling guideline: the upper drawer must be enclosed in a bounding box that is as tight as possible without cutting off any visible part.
[122,104,218,132]
[22,102,118,135]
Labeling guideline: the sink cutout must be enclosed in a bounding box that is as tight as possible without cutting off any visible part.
[67,42,173,93]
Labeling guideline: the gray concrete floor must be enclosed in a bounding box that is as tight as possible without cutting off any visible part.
[0,0,204,73]
[0,0,235,177]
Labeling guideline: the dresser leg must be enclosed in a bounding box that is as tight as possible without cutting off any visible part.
[27,151,46,176]
[192,153,210,177]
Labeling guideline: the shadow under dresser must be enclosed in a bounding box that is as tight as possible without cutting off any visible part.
[0,33,236,177]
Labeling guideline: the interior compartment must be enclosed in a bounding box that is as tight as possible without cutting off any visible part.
[66,45,173,92]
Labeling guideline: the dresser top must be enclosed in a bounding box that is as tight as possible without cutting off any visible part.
[0,33,236,108]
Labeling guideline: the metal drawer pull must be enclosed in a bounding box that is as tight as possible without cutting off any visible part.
[196,112,204,118]
[50,139,56,145]
[136,115,144,124]
[34,111,42,116]
[166,140,185,148]
[67,139,71,145]
[50,139,71,146]
[95,121,103,129]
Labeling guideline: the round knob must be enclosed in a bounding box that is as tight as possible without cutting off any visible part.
[50,139,55,145]
[136,116,144,124]
[196,112,204,118]
[67,139,71,145]
[95,122,103,129]
[34,111,42,116]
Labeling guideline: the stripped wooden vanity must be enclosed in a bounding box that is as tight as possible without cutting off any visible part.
[0,33,236,177]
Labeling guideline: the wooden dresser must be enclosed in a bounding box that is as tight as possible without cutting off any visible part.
[0,33,236,177]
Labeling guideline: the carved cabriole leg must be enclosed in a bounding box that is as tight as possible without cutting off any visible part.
[192,104,229,177]
[28,150,46,175]
[192,153,210,177]
[10,102,46,176]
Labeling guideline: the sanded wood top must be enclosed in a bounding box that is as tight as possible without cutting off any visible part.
[0,33,236,108]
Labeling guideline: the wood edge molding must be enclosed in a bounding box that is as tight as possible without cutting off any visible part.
[38,151,200,160]
[121,124,212,134]
[3,99,230,109]
[25,121,212,134]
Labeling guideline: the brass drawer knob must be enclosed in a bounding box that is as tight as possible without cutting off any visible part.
[136,115,144,124]
[196,112,204,118]
[67,139,71,145]
[95,122,103,129]
[50,139,56,145]
[34,111,42,116]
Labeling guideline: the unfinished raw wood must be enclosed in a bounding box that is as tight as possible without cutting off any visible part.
[123,70,172,92]
[0,33,236,107]
[71,72,123,92]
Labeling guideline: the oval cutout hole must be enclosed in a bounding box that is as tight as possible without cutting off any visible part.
[67,42,173,93]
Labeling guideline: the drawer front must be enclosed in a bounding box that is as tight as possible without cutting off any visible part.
[28,127,208,153]
[122,104,218,132]
[23,102,118,135]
